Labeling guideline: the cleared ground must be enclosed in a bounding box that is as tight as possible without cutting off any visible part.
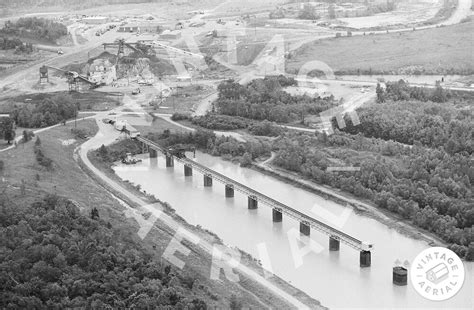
[287,21,474,75]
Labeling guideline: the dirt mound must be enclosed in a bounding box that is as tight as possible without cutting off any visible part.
[88,51,117,65]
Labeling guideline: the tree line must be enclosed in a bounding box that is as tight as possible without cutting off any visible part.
[10,94,77,128]
[172,113,283,137]
[146,129,271,165]
[376,80,449,103]
[0,17,67,43]
[0,37,33,53]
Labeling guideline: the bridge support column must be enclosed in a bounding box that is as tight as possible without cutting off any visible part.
[272,209,282,222]
[248,196,258,209]
[393,267,408,286]
[203,174,213,187]
[360,250,371,267]
[225,185,234,198]
[166,155,174,167]
[142,143,147,154]
[329,236,340,251]
[149,149,158,158]
[184,164,193,176]
[299,222,310,236]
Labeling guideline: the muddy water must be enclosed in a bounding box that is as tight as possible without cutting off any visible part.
[114,152,473,309]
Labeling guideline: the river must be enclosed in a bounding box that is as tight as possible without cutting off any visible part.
[113,152,473,309]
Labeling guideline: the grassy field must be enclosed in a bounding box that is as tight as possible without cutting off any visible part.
[287,21,474,75]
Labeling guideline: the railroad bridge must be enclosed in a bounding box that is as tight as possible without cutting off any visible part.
[137,137,373,267]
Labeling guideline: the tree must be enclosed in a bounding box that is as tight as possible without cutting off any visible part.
[22,130,34,143]
[1,117,15,144]
[229,295,242,310]
[376,83,385,103]
[90,207,99,220]
[298,4,319,20]
[431,82,447,103]
[98,144,109,161]
[240,152,252,167]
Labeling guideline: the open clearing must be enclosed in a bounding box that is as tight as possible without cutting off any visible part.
[287,20,474,75]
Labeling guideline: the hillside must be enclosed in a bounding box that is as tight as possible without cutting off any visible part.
[287,20,474,75]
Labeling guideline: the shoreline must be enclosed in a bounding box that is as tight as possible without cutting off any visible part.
[251,160,447,248]
[80,148,326,310]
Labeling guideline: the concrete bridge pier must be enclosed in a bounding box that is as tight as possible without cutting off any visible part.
[203,174,213,187]
[142,143,148,154]
[329,236,340,251]
[166,155,174,167]
[393,267,408,286]
[299,222,310,236]
[360,250,371,267]
[272,209,282,222]
[184,164,193,176]
[149,149,158,158]
[225,184,234,197]
[248,195,258,209]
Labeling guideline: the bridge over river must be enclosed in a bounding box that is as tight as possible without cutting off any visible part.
[136,136,374,267]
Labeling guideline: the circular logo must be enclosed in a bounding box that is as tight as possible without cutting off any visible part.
[410,247,465,301]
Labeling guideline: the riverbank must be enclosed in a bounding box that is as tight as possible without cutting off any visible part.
[0,116,325,309]
[252,158,447,248]
[84,142,326,310]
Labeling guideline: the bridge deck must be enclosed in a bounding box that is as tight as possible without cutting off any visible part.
[137,137,373,251]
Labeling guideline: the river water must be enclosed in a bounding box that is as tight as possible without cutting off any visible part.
[113,152,473,309]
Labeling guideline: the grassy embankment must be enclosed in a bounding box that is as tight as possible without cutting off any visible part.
[287,21,474,75]
[0,117,323,309]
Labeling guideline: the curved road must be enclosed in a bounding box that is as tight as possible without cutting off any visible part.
[77,112,312,310]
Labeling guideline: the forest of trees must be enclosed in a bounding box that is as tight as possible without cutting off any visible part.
[10,94,77,128]
[0,17,67,43]
[215,76,335,123]
[0,194,209,308]
[271,85,474,260]
[342,97,473,155]
[273,130,474,260]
